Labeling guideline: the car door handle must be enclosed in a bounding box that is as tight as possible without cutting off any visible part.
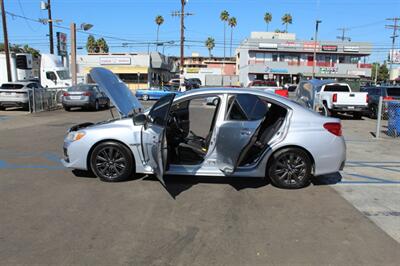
[240,129,252,136]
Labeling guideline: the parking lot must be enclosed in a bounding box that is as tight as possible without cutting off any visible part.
[1,104,399,265]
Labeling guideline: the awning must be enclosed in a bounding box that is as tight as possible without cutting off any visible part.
[84,66,148,74]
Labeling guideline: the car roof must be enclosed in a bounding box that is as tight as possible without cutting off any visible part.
[175,87,297,107]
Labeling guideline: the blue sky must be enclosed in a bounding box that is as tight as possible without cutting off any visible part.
[1,0,400,63]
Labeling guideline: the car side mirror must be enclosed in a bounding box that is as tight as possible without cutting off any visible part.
[133,113,147,126]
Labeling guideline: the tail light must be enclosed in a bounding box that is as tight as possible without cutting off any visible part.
[274,89,288,98]
[63,92,69,97]
[332,93,337,103]
[384,96,393,101]
[366,94,369,103]
[83,92,91,96]
[324,122,342,136]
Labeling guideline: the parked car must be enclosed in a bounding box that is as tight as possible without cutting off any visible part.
[362,86,400,119]
[187,78,201,88]
[248,80,289,98]
[135,86,182,101]
[296,79,368,118]
[62,67,346,189]
[0,81,44,111]
[285,84,298,92]
[168,78,193,90]
[62,84,109,111]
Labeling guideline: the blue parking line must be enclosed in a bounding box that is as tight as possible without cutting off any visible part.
[0,160,65,170]
[339,172,400,184]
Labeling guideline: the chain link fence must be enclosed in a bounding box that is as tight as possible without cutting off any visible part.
[28,88,65,113]
[375,97,400,138]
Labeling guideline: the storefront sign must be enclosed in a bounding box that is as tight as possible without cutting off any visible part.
[279,41,301,49]
[343,46,359,52]
[320,67,338,74]
[303,41,320,51]
[259,43,278,49]
[56,32,67,56]
[322,45,338,52]
[186,68,200,73]
[389,49,400,64]
[99,57,131,65]
[265,67,289,74]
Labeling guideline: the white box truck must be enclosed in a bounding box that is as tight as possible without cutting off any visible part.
[0,53,34,85]
[40,54,71,88]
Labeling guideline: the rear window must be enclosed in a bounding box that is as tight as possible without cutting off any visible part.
[1,84,24,90]
[386,87,400,97]
[323,84,350,92]
[68,85,90,91]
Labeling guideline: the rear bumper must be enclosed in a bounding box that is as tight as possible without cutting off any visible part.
[332,105,367,112]
[62,100,92,108]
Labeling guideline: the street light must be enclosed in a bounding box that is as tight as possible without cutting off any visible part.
[312,20,322,79]
[71,22,94,85]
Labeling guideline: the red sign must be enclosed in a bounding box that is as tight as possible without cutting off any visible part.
[303,41,320,51]
[322,45,338,52]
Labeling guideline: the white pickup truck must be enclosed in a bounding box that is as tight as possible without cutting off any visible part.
[316,82,368,118]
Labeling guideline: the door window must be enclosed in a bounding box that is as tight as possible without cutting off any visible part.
[226,94,268,121]
[148,94,175,126]
[46,71,57,82]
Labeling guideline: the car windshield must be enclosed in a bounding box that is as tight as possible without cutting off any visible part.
[387,87,400,97]
[324,84,350,92]
[57,70,70,80]
[251,81,277,87]
[0,84,24,90]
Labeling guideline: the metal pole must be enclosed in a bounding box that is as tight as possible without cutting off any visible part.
[376,96,383,139]
[374,63,378,85]
[179,0,185,91]
[48,0,54,54]
[312,20,321,79]
[1,0,12,82]
[70,23,77,86]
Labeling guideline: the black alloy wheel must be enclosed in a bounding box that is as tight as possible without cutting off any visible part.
[268,148,312,189]
[369,105,378,119]
[90,142,134,182]
[142,94,149,101]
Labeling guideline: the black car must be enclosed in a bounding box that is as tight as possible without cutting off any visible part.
[187,78,202,88]
[363,86,400,118]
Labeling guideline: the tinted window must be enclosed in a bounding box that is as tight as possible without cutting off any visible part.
[387,87,400,97]
[46,71,57,81]
[148,94,175,126]
[1,84,24,90]
[227,94,268,121]
[68,85,89,91]
[323,84,350,92]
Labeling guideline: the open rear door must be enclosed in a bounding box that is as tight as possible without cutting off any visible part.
[216,94,267,174]
[141,94,175,185]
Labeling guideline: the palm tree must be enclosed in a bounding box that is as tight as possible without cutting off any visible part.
[281,13,293,33]
[205,37,215,58]
[96,38,109,53]
[228,17,237,57]
[86,35,97,53]
[220,10,230,59]
[264,12,272,31]
[155,15,164,51]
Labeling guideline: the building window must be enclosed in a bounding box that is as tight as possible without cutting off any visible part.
[118,73,148,83]
[272,54,278,62]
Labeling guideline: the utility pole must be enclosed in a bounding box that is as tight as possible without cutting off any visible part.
[312,20,322,79]
[386,18,399,84]
[337,27,351,42]
[47,0,54,54]
[70,22,77,86]
[172,0,193,91]
[1,0,12,82]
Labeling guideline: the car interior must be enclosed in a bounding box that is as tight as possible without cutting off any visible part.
[165,94,288,167]
[167,96,221,165]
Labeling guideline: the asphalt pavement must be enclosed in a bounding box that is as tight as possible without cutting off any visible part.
[0,104,399,265]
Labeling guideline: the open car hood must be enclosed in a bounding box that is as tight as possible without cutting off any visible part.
[90,67,142,116]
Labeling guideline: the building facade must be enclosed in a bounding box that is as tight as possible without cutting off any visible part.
[77,52,177,90]
[237,32,373,86]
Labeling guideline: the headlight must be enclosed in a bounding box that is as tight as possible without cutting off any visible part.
[66,131,86,142]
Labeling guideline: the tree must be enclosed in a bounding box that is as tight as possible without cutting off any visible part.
[228,17,237,58]
[205,37,215,58]
[0,43,40,58]
[86,35,97,53]
[264,12,272,31]
[371,63,390,83]
[220,10,230,59]
[281,13,293,33]
[96,38,109,53]
[155,15,164,51]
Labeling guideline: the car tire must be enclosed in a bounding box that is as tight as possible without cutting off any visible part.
[369,105,378,119]
[64,106,71,111]
[353,112,362,119]
[90,141,134,182]
[267,148,312,189]
[142,95,149,101]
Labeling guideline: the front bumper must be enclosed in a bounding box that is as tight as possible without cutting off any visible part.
[61,139,89,170]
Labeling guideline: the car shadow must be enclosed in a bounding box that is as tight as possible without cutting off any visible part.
[332,113,365,120]
[143,174,270,199]
[312,172,342,185]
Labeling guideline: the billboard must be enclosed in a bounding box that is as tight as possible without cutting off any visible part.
[56,32,67,56]
[389,49,400,64]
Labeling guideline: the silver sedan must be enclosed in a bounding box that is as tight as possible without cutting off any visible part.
[62,68,346,189]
